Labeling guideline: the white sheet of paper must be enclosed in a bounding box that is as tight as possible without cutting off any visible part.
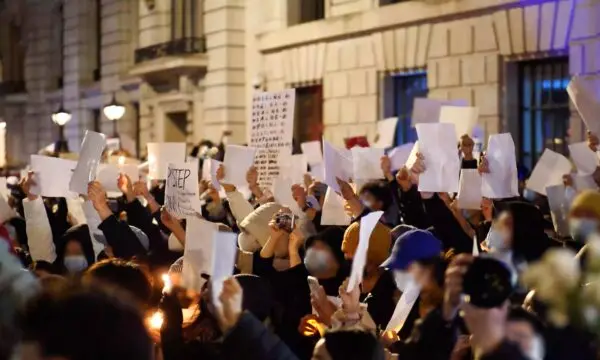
[388,143,415,171]
[272,177,304,216]
[546,184,570,237]
[208,159,222,191]
[29,155,77,197]
[147,143,186,180]
[481,133,520,199]
[310,163,325,182]
[574,173,599,191]
[439,105,479,138]
[321,188,351,226]
[412,98,468,126]
[0,177,8,200]
[415,123,460,193]
[164,162,202,219]
[210,231,239,309]
[183,216,218,292]
[457,169,482,210]
[374,118,398,149]
[385,279,420,332]
[0,193,15,223]
[569,142,598,175]
[69,131,106,195]
[527,149,572,196]
[404,141,420,168]
[201,159,211,181]
[82,200,105,255]
[279,153,307,185]
[301,141,323,166]
[352,147,385,183]
[96,164,139,192]
[323,141,353,193]
[347,211,384,292]
[106,138,120,152]
[567,76,600,136]
[222,145,257,188]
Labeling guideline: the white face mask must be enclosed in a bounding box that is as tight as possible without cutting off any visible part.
[485,228,509,251]
[64,255,88,273]
[393,270,414,292]
[569,218,599,243]
[526,335,545,360]
[304,248,330,275]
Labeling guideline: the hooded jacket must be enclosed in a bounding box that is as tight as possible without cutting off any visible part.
[55,224,96,273]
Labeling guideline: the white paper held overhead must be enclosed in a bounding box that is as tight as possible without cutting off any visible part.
[457,169,482,210]
[439,106,479,139]
[526,149,572,196]
[351,147,385,183]
[164,162,202,219]
[567,76,600,136]
[374,118,398,149]
[569,141,598,175]
[347,211,384,292]
[183,217,218,292]
[222,145,257,188]
[30,155,77,197]
[301,141,323,166]
[388,143,415,171]
[411,98,467,126]
[481,133,520,199]
[320,188,351,226]
[415,124,460,193]
[323,141,352,193]
[147,143,186,180]
[210,232,239,309]
[69,131,106,195]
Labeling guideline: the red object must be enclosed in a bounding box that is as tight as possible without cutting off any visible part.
[344,136,370,149]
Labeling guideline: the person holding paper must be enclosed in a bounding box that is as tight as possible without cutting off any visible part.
[342,221,395,329]
[567,191,600,257]
[459,135,478,170]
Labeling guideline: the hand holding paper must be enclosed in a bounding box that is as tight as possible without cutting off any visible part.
[526,149,572,196]
[415,123,460,193]
[70,131,106,195]
[347,211,384,292]
[222,145,257,188]
[481,133,519,199]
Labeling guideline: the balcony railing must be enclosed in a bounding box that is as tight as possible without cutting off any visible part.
[134,37,207,64]
[0,81,25,95]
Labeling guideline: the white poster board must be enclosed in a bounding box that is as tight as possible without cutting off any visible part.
[250,89,296,188]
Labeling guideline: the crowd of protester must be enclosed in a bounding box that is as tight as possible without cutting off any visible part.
[1,132,600,360]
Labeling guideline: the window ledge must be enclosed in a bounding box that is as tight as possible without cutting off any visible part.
[258,0,524,51]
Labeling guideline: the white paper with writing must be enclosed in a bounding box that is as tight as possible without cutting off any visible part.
[347,211,384,292]
[323,141,353,193]
[415,123,461,193]
[301,141,323,166]
[481,133,520,199]
[222,145,257,188]
[210,231,239,309]
[569,141,598,175]
[457,169,482,210]
[321,188,351,226]
[250,89,296,188]
[412,98,468,126]
[147,143,186,180]
[69,131,106,195]
[527,149,572,196]
[183,216,219,292]
[164,162,201,219]
[374,118,399,149]
[439,105,479,138]
[30,155,77,197]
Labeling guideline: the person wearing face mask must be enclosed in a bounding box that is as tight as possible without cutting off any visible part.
[342,221,394,329]
[55,224,96,275]
[380,229,446,342]
[568,190,600,246]
[506,307,546,360]
[262,227,348,359]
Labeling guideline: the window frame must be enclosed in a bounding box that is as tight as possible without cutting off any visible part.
[385,71,428,146]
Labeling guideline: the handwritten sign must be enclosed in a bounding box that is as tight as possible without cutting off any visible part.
[250,89,296,188]
[164,162,201,219]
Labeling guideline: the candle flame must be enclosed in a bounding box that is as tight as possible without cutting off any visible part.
[161,273,172,294]
[118,156,126,166]
[149,311,164,330]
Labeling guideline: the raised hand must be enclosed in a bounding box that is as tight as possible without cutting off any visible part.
[215,277,243,333]
[20,171,38,201]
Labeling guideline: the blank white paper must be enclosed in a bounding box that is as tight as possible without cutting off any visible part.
[323,141,353,193]
[347,211,384,292]
[481,133,520,199]
[320,188,351,226]
[301,141,323,166]
[527,149,572,196]
[183,217,218,292]
[567,76,600,136]
[457,169,482,210]
[439,105,479,138]
[352,147,385,183]
[147,142,186,180]
[96,163,139,192]
[415,124,460,193]
[388,143,415,171]
[30,155,77,197]
[411,98,468,126]
[374,118,399,149]
[210,231,239,309]
[69,131,106,195]
[569,141,598,175]
[222,145,257,188]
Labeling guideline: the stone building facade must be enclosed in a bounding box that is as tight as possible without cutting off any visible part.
[0,0,598,170]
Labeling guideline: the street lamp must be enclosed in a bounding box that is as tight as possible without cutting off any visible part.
[52,105,72,153]
[103,93,126,137]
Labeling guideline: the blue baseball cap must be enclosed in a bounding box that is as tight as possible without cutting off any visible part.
[381,229,442,270]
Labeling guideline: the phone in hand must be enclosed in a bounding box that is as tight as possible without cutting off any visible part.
[275,212,297,233]
[307,276,320,294]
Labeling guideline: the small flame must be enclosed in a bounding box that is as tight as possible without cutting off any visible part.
[161,273,172,294]
[149,311,164,330]
[118,156,126,166]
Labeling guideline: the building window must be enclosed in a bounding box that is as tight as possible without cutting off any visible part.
[289,0,325,26]
[294,85,323,148]
[384,72,428,145]
[94,0,101,81]
[518,58,569,170]
[380,0,410,5]
[92,109,101,132]
[171,0,199,39]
